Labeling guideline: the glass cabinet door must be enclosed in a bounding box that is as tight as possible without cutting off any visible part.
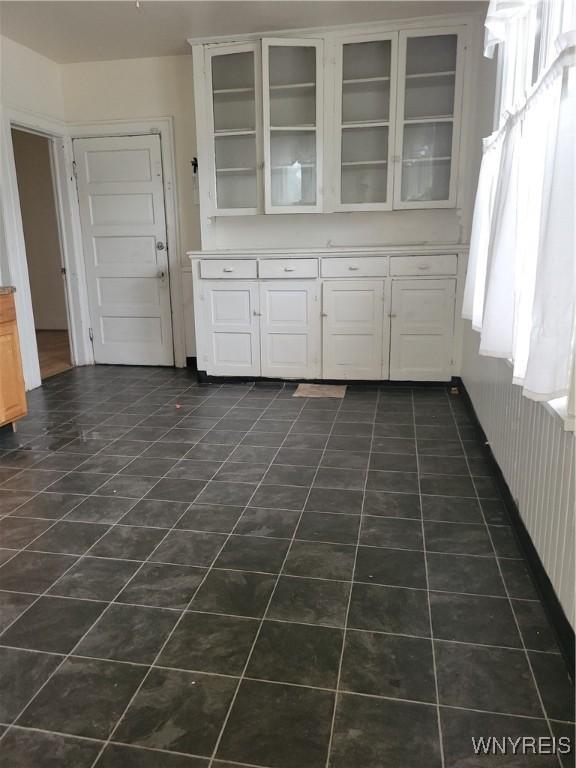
[262,38,323,213]
[394,29,463,208]
[207,43,261,214]
[336,35,396,210]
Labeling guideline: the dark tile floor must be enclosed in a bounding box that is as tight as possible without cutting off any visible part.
[0,366,573,768]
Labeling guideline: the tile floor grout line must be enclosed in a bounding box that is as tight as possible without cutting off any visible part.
[415,389,446,768]
[206,387,348,768]
[445,389,565,768]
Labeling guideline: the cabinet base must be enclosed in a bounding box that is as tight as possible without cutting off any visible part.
[196,369,457,387]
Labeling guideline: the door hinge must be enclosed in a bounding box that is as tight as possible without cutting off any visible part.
[72,160,78,179]
[88,328,94,341]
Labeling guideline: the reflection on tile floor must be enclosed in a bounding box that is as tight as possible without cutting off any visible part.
[0,365,574,767]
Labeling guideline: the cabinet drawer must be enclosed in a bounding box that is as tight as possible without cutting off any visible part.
[321,257,388,278]
[259,259,318,279]
[0,295,16,325]
[390,255,457,276]
[200,259,257,279]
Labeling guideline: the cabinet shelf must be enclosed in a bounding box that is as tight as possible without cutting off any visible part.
[403,156,451,163]
[270,82,315,90]
[270,125,316,131]
[342,160,388,167]
[216,167,256,174]
[214,128,256,136]
[213,87,254,95]
[405,70,455,80]
[272,163,315,170]
[403,115,453,124]
[342,120,389,129]
[342,76,391,85]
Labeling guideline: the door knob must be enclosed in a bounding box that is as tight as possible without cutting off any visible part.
[157,270,166,281]
[156,242,165,250]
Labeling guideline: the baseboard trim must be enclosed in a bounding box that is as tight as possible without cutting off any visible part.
[197,371,460,387]
[186,356,198,371]
[456,378,575,677]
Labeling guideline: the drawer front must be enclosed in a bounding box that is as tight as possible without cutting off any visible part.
[390,255,457,276]
[0,295,16,325]
[259,259,318,279]
[321,257,388,278]
[200,259,257,279]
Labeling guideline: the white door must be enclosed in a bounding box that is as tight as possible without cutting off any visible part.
[390,278,455,381]
[201,281,261,376]
[322,280,385,380]
[260,281,320,378]
[73,135,173,365]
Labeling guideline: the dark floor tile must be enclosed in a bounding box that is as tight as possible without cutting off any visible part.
[441,708,556,768]
[355,546,427,589]
[117,562,206,609]
[235,507,300,538]
[283,540,355,581]
[424,520,493,555]
[215,535,289,573]
[217,678,334,768]
[160,612,258,675]
[430,592,521,647]
[314,467,366,490]
[27,521,110,555]
[305,487,363,515]
[292,421,333,437]
[120,457,177,477]
[119,499,188,528]
[373,422,415,438]
[191,569,276,618]
[421,495,482,523]
[512,599,559,652]
[2,469,65,492]
[13,492,84,520]
[419,474,476,498]
[19,656,145,738]
[329,692,441,768]
[65,496,136,523]
[332,421,372,436]
[267,576,350,627]
[114,667,236,756]
[551,721,576,768]
[341,631,435,702]
[372,437,416,454]
[481,498,510,524]
[90,525,165,560]
[296,511,359,545]
[321,450,369,471]
[417,425,459,441]
[215,461,268,484]
[0,729,101,768]
[229,445,278,464]
[274,447,322,467]
[144,478,205,504]
[34,452,91,471]
[241,431,284,447]
[367,470,419,494]
[247,619,343,687]
[97,744,208,767]
[150,530,226,567]
[48,472,111,495]
[417,438,463,457]
[435,640,543,716]
[200,429,246,446]
[251,484,309,511]
[185,443,233,462]
[360,516,423,550]
[363,490,421,518]
[0,517,52,548]
[348,582,430,636]
[499,558,539,599]
[0,490,35,516]
[76,603,178,664]
[49,556,140,601]
[142,442,195,460]
[195,481,256,507]
[262,465,315,488]
[99,439,147,457]
[95,475,158,499]
[326,435,371,453]
[77,454,134,474]
[490,525,522,557]
[529,651,575,722]
[370,452,417,473]
[283,433,327,450]
[176,503,243,533]
[0,646,62,722]
[0,550,77,593]
[427,553,505,596]
[418,456,470,475]
[2,596,104,653]
[474,476,502,499]
[0,591,36,632]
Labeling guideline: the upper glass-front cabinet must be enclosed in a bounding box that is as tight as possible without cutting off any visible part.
[334,34,397,211]
[262,38,323,213]
[206,42,261,215]
[394,29,464,209]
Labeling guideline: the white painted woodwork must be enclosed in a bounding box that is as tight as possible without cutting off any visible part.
[73,134,173,366]
[322,280,386,380]
[390,253,457,275]
[201,280,261,375]
[321,256,388,278]
[389,278,455,380]
[260,281,320,378]
[200,259,257,279]
[258,258,318,279]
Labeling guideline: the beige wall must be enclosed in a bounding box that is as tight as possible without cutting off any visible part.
[12,129,68,329]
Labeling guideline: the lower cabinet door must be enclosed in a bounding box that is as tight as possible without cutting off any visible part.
[259,281,320,378]
[389,278,456,381]
[201,281,261,376]
[322,280,386,380]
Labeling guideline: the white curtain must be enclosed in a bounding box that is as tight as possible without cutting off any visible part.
[464,8,576,403]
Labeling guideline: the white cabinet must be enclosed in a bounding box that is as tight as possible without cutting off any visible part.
[262,38,324,213]
[389,278,456,381]
[334,33,397,211]
[322,280,388,380]
[201,281,261,375]
[393,28,465,208]
[260,281,320,378]
[205,42,262,216]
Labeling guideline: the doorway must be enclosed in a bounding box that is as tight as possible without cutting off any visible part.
[11,128,72,380]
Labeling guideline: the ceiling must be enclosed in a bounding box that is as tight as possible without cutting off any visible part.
[0,1,487,63]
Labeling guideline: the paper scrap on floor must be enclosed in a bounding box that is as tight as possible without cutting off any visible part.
[293,384,347,398]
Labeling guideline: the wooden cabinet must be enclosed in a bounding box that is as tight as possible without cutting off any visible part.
[0,291,27,428]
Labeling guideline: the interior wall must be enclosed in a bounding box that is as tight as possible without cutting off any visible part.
[11,129,68,330]
[461,323,576,631]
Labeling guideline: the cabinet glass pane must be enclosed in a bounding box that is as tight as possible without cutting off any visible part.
[405,35,457,76]
[270,130,316,206]
[341,126,388,203]
[401,122,452,201]
[342,40,391,124]
[404,35,456,120]
[269,46,316,129]
[212,51,255,133]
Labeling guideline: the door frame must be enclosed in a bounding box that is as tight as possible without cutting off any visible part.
[0,111,185,390]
